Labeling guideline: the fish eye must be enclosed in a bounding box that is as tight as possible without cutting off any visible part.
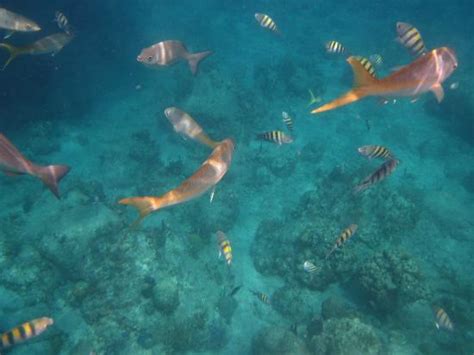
[25,24,32,30]
[147,56,153,62]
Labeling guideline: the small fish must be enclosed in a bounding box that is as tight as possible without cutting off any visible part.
[358,145,394,160]
[250,290,271,305]
[433,307,454,331]
[254,13,279,34]
[308,89,322,106]
[137,40,212,75]
[281,111,294,132]
[209,187,216,203]
[54,11,72,35]
[217,230,232,265]
[396,22,427,57]
[325,40,345,54]
[326,224,358,259]
[229,285,242,297]
[257,130,293,145]
[0,7,40,38]
[0,32,73,70]
[369,54,383,66]
[354,158,399,193]
[353,56,376,77]
[0,317,53,350]
[449,82,459,90]
[303,260,319,273]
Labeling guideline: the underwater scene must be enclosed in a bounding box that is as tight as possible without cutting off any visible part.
[0,0,473,354]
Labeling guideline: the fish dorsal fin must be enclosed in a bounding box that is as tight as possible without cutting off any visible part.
[347,56,378,88]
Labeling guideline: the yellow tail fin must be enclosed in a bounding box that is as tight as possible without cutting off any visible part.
[0,43,21,70]
[311,56,378,114]
[118,196,157,228]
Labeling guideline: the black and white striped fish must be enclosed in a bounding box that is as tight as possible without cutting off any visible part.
[326,224,358,259]
[325,40,345,54]
[354,159,399,193]
[369,54,383,66]
[353,56,376,77]
[396,22,427,57]
[250,290,271,305]
[281,111,294,132]
[257,130,293,145]
[255,13,279,34]
[358,145,394,160]
[54,11,72,35]
[433,307,454,331]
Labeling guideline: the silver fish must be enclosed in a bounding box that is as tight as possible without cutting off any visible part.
[0,7,40,38]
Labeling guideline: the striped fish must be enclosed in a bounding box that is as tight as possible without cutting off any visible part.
[54,11,72,35]
[325,40,345,54]
[433,307,454,331]
[396,22,427,57]
[326,224,358,259]
[303,260,319,273]
[369,54,383,66]
[217,230,232,265]
[353,56,376,77]
[251,290,271,305]
[358,145,394,160]
[257,130,293,145]
[0,317,53,350]
[281,111,294,132]
[354,159,399,193]
[254,13,279,34]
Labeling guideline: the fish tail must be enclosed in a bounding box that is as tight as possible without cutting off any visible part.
[118,196,160,227]
[33,164,71,199]
[353,182,370,194]
[187,50,213,75]
[311,89,365,114]
[196,132,219,149]
[0,43,21,70]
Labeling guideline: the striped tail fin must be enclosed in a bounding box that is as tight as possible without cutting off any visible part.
[311,56,378,114]
[0,43,21,70]
[118,196,160,228]
[33,165,70,199]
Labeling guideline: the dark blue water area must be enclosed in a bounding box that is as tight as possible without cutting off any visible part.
[0,0,473,354]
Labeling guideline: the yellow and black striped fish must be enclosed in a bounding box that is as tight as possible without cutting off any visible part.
[254,13,279,34]
[0,317,53,350]
[433,307,454,331]
[353,56,376,77]
[354,158,399,193]
[396,22,427,57]
[326,224,358,259]
[281,111,294,132]
[217,230,232,265]
[257,130,293,145]
[369,54,383,66]
[358,145,394,160]
[251,290,271,305]
[325,40,345,54]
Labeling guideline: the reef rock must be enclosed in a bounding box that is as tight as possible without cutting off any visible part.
[251,326,309,355]
[152,277,180,315]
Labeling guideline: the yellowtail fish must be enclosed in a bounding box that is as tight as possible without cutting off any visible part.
[433,307,454,331]
[217,230,232,265]
[353,56,376,77]
[354,158,399,193]
[254,13,279,34]
[396,22,427,57]
[54,11,72,35]
[257,130,293,145]
[325,40,345,54]
[0,7,40,39]
[0,32,73,70]
[281,111,294,132]
[308,89,322,106]
[358,145,394,160]
[303,260,319,273]
[250,290,271,305]
[0,317,53,350]
[369,54,383,66]
[326,224,358,259]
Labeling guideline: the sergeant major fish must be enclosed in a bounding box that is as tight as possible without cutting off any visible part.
[119,139,234,227]
[303,260,319,273]
[0,32,73,70]
[0,133,70,198]
[164,107,218,149]
[217,230,232,265]
[0,317,53,350]
[433,306,454,331]
[257,130,293,145]
[281,111,294,132]
[137,40,212,75]
[358,145,394,160]
[250,290,271,305]
[326,40,346,54]
[396,22,427,58]
[326,224,358,259]
[311,47,457,114]
[0,7,40,39]
[54,11,72,35]
[254,13,279,34]
[354,159,399,193]
[353,56,376,77]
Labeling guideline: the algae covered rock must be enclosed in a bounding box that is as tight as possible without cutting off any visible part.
[321,296,358,320]
[152,277,180,315]
[251,326,309,355]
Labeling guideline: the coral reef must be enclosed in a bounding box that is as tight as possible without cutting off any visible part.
[152,277,180,315]
[251,326,310,355]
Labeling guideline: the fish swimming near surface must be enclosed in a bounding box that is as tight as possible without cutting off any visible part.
[0,133,70,198]
[353,56,376,77]
[0,317,53,350]
[303,260,319,273]
[217,230,232,265]
[137,40,212,75]
[0,7,40,39]
[119,139,234,226]
[250,290,271,305]
[254,13,279,34]
[326,224,358,259]
[325,40,346,54]
[311,47,457,114]
[358,145,394,160]
[0,32,73,70]
[164,107,218,149]
[354,158,399,193]
[54,11,72,35]
[433,306,454,331]
[396,22,427,58]
[257,130,293,145]
[281,111,294,132]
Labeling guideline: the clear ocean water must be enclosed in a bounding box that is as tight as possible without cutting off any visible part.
[0,0,472,354]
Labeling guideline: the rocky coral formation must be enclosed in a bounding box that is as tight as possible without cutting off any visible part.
[251,326,310,355]
[321,296,358,320]
[152,277,180,315]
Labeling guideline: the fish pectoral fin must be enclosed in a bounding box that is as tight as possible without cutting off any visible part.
[431,83,445,103]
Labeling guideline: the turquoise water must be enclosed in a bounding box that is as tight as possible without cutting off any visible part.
[0,0,472,354]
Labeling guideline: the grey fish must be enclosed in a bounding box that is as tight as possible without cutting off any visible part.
[354,159,399,193]
[0,7,40,38]
[54,11,72,35]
